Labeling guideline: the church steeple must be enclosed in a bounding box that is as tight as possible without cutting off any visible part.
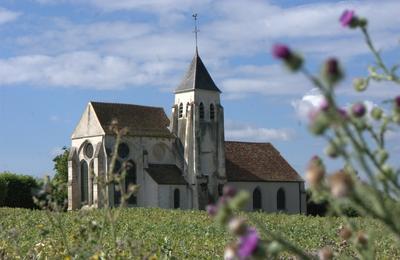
[174,52,221,93]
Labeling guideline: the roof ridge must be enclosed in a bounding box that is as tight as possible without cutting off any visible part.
[90,101,164,110]
[225,140,272,145]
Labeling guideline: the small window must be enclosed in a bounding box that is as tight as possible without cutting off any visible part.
[277,188,286,211]
[199,102,204,119]
[84,143,94,158]
[174,189,180,209]
[118,143,130,159]
[210,104,215,120]
[112,159,122,174]
[253,187,262,210]
[179,103,183,118]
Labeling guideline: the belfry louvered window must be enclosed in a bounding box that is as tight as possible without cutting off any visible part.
[210,104,215,120]
[178,103,183,118]
[199,102,204,119]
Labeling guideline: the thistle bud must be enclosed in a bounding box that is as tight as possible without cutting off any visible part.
[353,78,367,92]
[306,156,325,187]
[371,107,383,120]
[325,143,339,158]
[323,58,343,85]
[351,103,366,118]
[272,44,303,72]
[224,245,237,260]
[329,171,354,198]
[206,204,218,217]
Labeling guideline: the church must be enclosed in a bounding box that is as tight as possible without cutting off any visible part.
[67,50,306,213]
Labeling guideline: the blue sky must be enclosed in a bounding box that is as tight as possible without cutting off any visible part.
[0,0,399,178]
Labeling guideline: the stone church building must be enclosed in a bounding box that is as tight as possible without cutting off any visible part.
[68,51,306,213]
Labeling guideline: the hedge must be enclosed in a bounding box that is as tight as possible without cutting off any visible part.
[0,172,39,209]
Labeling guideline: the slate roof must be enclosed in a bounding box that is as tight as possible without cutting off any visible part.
[225,141,303,182]
[90,101,171,137]
[175,51,221,93]
[146,164,187,185]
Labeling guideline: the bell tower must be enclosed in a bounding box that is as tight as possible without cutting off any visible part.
[171,50,226,209]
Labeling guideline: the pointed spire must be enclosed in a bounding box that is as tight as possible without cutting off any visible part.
[175,52,221,93]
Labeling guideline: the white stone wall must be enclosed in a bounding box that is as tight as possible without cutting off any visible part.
[158,185,188,209]
[227,182,306,214]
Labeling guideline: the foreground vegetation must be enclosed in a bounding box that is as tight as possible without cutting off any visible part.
[0,207,398,259]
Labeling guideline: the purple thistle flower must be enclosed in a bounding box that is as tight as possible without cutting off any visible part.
[320,99,329,112]
[338,108,348,119]
[272,44,291,60]
[352,103,366,117]
[340,10,355,27]
[206,204,218,217]
[223,186,237,198]
[395,96,400,108]
[237,228,259,259]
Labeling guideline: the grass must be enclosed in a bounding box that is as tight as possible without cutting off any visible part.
[0,207,399,259]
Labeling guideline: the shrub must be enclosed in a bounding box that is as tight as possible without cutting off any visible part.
[0,172,39,209]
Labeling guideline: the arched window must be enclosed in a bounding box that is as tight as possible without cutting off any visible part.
[210,104,215,120]
[277,188,286,211]
[174,189,180,209]
[199,102,204,119]
[125,160,137,205]
[80,160,89,204]
[113,159,122,206]
[253,187,262,210]
[178,103,183,118]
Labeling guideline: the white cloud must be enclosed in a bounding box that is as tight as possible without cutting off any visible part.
[291,88,324,121]
[225,120,294,142]
[0,52,182,89]
[0,7,20,24]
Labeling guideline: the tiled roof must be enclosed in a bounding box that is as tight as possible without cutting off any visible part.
[146,164,187,185]
[90,101,172,137]
[225,141,303,182]
[175,51,221,93]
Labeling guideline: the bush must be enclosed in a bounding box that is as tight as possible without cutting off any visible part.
[0,172,39,209]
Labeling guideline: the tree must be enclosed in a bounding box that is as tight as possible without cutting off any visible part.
[51,146,69,207]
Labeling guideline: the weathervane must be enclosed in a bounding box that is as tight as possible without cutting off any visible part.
[192,13,200,52]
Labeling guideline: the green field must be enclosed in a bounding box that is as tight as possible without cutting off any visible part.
[0,207,399,259]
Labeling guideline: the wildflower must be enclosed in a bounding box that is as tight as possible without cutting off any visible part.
[223,185,237,198]
[339,10,355,27]
[320,99,329,112]
[224,245,237,260]
[322,58,343,85]
[329,171,354,198]
[396,96,400,108]
[228,218,247,236]
[356,231,368,246]
[272,44,303,72]
[309,111,330,135]
[206,204,218,217]
[351,103,366,117]
[272,44,291,60]
[338,225,352,240]
[337,108,348,120]
[237,228,260,259]
[339,10,367,28]
[318,247,333,260]
[306,156,325,187]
